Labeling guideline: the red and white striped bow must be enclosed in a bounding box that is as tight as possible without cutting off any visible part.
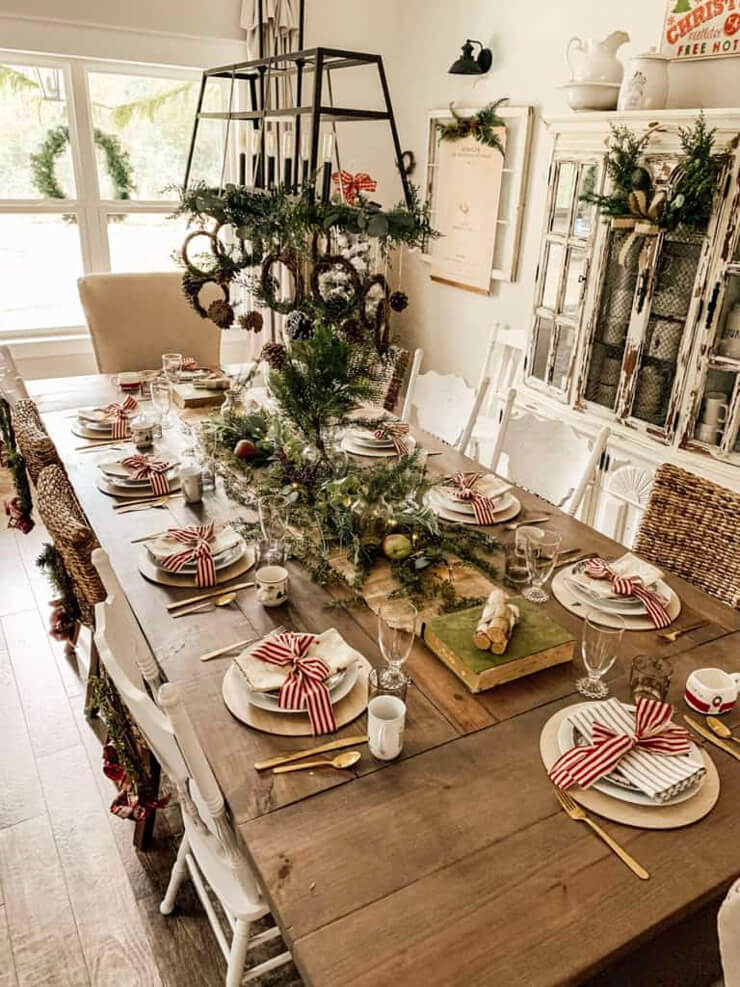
[583,558,671,628]
[250,632,337,735]
[332,170,377,205]
[161,522,216,588]
[121,455,171,496]
[96,395,137,439]
[374,421,410,457]
[451,473,498,525]
[549,696,692,791]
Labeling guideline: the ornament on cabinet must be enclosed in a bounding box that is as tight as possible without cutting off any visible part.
[618,49,670,111]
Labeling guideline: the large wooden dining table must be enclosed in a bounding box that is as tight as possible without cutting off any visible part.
[32,374,740,987]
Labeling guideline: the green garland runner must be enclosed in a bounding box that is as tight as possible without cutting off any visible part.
[0,398,34,534]
[437,99,508,156]
[30,124,134,210]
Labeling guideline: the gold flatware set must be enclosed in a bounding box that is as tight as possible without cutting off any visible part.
[555,789,650,880]
[657,619,710,643]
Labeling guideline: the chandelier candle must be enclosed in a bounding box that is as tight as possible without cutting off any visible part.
[283,131,293,189]
[321,133,334,203]
[266,130,276,188]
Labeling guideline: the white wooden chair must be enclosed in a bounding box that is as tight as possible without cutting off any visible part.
[719,877,740,987]
[467,323,525,462]
[400,348,490,452]
[92,554,291,987]
[490,389,610,516]
[0,345,29,406]
[594,464,654,548]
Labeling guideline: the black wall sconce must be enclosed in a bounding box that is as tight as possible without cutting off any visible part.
[449,39,492,75]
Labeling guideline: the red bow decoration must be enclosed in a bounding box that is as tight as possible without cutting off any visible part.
[250,632,337,735]
[103,746,170,820]
[583,558,671,629]
[332,170,377,205]
[161,522,217,588]
[121,455,171,496]
[373,420,410,457]
[549,697,692,791]
[450,473,498,525]
[96,395,138,439]
[5,496,34,534]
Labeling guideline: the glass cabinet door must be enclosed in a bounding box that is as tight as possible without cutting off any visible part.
[527,159,600,396]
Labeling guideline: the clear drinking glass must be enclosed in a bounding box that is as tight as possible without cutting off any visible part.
[151,380,173,430]
[576,612,625,699]
[257,494,290,566]
[522,531,562,603]
[377,599,417,687]
[162,352,183,382]
[630,654,672,702]
[368,665,409,703]
[503,542,530,590]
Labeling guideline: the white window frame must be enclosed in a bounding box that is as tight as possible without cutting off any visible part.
[0,50,203,341]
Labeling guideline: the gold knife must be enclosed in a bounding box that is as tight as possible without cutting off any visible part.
[683,714,740,762]
[255,735,369,771]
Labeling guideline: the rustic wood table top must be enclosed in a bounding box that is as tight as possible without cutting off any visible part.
[32,375,740,987]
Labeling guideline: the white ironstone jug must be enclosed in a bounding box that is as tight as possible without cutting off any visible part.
[566,31,630,83]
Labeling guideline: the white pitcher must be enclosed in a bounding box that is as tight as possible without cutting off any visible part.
[566,31,630,84]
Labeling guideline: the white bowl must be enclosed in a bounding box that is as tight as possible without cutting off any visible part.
[559,82,620,112]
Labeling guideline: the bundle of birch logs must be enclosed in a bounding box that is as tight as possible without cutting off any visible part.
[473,587,520,654]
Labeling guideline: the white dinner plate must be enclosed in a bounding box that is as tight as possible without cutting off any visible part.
[425,488,520,526]
[552,563,681,629]
[433,485,514,517]
[151,540,246,575]
[347,429,396,449]
[147,523,242,562]
[99,459,180,480]
[341,434,417,458]
[557,704,704,808]
[95,474,182,499]
[563,577,649,615]
[236,661,359,714]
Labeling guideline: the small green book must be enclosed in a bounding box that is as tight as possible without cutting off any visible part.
[422,598,575,693]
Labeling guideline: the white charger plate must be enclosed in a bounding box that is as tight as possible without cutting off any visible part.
[229,661,359,715]
[551,564,681,629]
[433,485,514,517]
[557,703,704,808]
[96,474,182,499]
[425,488,520,526]
[99,459,180,481]
[341,434,417,458]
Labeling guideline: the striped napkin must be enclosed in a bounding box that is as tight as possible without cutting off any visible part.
[94,396,138,439]
[160,522,216,587]
[120,455,172,496]
[563,699,705,802]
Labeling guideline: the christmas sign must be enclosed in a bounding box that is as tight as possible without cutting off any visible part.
[662,0,740,59]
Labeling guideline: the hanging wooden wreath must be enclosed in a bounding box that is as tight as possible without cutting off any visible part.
[181,271,232,321]
[30,125,134,205]
[360,273,391,350]
[311,255,362,319]
[214,222,263,269]
[181,230,223,279]
[260,251,305,315]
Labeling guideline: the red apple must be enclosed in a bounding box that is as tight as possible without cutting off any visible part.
[233,439,258,460]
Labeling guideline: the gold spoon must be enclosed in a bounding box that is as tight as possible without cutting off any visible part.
[706,716,740,745]
[172,591,237,619]
[272,751,361,774]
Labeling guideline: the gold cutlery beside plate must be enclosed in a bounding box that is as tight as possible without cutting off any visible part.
[504,515,552,531]
[706,716,740,745]
[658,620,709,643]
[254,735,369,771]
[167,581,255,612]
[555,788,649,880]
[199,623,281,662]
[272,751,361,774]
[172,591,238,618]
[683,715,740,762]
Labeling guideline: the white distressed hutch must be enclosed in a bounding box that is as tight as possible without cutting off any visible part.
[522,107,740,545]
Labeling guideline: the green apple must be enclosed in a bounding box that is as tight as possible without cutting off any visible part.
[382,533,412,560]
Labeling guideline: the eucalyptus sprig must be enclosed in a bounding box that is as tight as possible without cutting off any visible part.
[437,99,508,155]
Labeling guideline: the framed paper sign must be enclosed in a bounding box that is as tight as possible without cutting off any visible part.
[430,132,507,294]
[661,0,740,59]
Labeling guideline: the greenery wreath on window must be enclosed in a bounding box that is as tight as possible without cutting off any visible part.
[437,98,508,156]
[259,250,305,315]
[30,124,135,211]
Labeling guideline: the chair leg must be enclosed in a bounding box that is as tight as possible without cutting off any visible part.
[84,636,101,720]
[226,919,251,987]
[160,833,190,915]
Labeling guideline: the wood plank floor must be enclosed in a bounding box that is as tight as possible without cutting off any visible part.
[0,474,302,987]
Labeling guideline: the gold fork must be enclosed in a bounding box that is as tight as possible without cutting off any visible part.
[555,789,649,880]
[657,619,709,643]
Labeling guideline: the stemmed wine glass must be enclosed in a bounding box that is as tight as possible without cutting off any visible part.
[377,599,418,688]
[522,531,562,603]
[576,612,625,699]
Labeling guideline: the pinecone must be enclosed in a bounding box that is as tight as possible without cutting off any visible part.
[261,342,287,370]
[389,291,409,313]
[207,298,235,328]
[340,318,365,344]
[285,310,314,341]
[238,310,264,333]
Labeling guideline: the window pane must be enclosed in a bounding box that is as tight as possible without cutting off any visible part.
[87,71,225,200]
[552,324,575,391]
[573,164,597,239]
[541,243,564,310]
[550,162,576,235]
[107,213,189,272]
[531,317,554,381]
[0,63,75,199]
[0,214,84,331]
[562,247,587,317]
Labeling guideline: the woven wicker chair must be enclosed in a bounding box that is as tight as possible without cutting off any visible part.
[12,399,64,486]
[634,463,740,609]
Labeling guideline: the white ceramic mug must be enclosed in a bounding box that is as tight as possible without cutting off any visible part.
[695,423,721,445]
[685,668,740,715]
[702,393,729,428]
[368,695,406,761]
[255,565,289,607]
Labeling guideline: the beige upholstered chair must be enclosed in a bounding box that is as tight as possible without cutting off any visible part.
[12,399,64,486]
[635,463,740,609]
[78,272,223,373]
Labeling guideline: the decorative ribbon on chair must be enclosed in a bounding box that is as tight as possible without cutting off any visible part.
[161,522,217,588]
[331,170,377,205]
[450,473,498,525]
[121,455,171,496]
[250,632,337,735]
[96,395,138,439]
[373,420,410,457]
[4,495,34,534]
[549,696,692,790]
[583,558,671,628]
